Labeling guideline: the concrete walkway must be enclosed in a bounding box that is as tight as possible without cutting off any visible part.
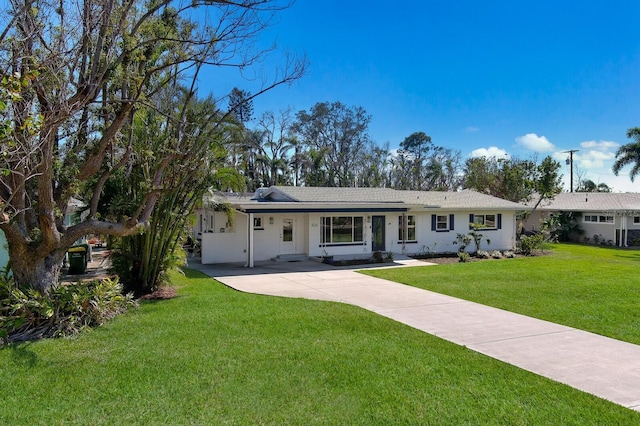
[190,257,640,412]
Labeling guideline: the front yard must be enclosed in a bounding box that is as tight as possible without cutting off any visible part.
[1,245,639,424]
[365,243,640,345]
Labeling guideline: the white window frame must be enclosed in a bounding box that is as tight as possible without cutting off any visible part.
[321,216,365,245]
[253,216,264,230]
[584,215,614,224]
[472,214,496,229]
[436,215,449,230]
[398,215,417,241]
[599,215,614,224]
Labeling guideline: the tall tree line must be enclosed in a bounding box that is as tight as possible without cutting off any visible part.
[225,100,563,214]
[227,101,465,191]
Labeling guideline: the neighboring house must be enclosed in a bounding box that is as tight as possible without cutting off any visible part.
[195,186,526,266]
[524,192,640,247]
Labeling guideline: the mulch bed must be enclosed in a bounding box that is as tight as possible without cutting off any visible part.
[138,286,178,300]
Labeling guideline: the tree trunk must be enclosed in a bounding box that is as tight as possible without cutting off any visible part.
[9,246,66,294]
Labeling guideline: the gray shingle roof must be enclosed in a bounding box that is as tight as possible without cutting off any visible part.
[392,189,525,210]
[535,192,640,212]
[267,186,401,203]
[244,186,526,210]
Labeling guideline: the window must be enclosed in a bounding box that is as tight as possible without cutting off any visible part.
[321,216,364,245]
[600,215,614,224]
[253,217,263,229]
[431,214,455,232]
[436,215,449,230]
[634,216,640,224]
[472,214,496,228]
[398,215,416,241]
[584,215,614,224]
[469,214,502,230]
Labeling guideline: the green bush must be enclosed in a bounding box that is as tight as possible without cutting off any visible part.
[518,234,547,256]
[457,252,470,263]
[0,276,136,346]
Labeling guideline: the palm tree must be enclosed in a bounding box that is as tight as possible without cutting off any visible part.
[613,127,640,182]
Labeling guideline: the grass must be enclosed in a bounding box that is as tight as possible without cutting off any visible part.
[1,266,638,424]
[364,243,640,345]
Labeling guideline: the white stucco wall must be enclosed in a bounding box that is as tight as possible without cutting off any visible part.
[308,210,517,258]
[200,209,519,264]
[251,214,306,261]
[200,211,248,264]
[405,211,516,254]
[201,212,309,264]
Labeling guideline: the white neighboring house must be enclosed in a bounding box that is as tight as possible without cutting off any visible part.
[194,186,526,266]
[524,192,640,247]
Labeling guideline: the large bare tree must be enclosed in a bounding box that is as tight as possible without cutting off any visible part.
[0,0,304,292]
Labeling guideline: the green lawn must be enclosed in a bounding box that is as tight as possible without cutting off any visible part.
[364,243,640,345]
[1,266,639,424]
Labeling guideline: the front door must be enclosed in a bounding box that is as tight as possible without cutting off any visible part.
[280,218,296,254]
[372,215,385,252]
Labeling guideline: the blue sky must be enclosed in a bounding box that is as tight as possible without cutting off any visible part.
[205,1,640,192]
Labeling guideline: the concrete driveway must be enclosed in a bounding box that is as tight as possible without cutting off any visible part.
[190,257,640,412]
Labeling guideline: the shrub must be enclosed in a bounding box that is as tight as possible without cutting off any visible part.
[518,234,547,256]
[453,233,472,253]
[457,252,470,263]
[0,277,136,346]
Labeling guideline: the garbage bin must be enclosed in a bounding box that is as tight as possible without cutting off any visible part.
[67,245,88,274]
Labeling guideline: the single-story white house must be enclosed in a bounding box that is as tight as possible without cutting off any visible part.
[194,186,527,266]
[524,192,640,246]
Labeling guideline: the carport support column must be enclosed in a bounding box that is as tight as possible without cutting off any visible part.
[247,212,254,268]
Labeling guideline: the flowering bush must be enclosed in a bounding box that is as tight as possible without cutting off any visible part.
[477,250,491,259]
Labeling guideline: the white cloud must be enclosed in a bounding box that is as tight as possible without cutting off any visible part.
[580,140,619,151]
[605,174,640,193]
[465,126,479,133]
[561,171,639,193]
[515,133,555,152]
[576,150,616,169]
[554,137,638,192]
[469,146,510,159]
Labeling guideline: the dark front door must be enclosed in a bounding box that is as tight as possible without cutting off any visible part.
[372,215,385,252]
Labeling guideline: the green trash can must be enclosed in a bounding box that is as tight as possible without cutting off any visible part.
[68,245,88,274]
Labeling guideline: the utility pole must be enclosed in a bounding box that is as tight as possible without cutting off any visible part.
[562,150,579,192]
